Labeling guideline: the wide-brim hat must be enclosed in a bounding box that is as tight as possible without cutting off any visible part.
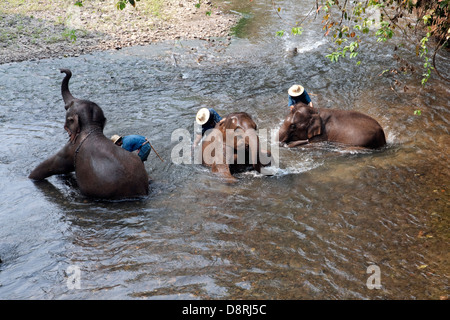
[196,108,210,125]
[111,134,122,144]
[288,84,305,97]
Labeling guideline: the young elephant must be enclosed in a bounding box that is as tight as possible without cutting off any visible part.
[29,69,149,199]
[279,103,386,149]
[198,112,272,181]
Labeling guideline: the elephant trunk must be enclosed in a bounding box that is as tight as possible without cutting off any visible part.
[247,130,262,172]
[278,126,289,144]
[60,69,76,108]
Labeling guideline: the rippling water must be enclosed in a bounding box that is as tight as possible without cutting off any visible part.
[0,0,448,299]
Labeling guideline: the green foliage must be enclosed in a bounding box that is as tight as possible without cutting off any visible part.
[193,0,213,16]
[291,26,303,36]
[419,31,434,86]
[325,40,360,63]
[276,26,303,37]
[231,12,252,38]
[281,0,449,86]
[375,21,394,42]
[62,28,77,43]
[115,0,140,10]
[73,0,140,10]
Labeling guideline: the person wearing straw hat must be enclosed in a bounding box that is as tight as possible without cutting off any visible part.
[111,134,151,162]
[193,107,224,148]
[288,84,313,109]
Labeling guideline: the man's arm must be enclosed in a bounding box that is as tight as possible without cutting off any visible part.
[193,133,202,148]
[288,95,295,107]
[304,91,313,108]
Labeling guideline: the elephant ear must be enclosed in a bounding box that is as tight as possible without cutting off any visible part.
[307,114,322,139]
[64,100,74,111]
[228,116,238,129]
[66,114,81,144]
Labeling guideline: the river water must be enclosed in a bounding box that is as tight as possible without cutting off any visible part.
[0,0,448,299]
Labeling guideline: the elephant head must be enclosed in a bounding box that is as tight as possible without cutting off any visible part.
[279,103,322,145]
[222,114,258,163]
[61,69,106,144]
[218,112,270,173]
[200,112,271,180]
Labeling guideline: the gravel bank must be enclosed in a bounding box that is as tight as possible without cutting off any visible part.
[0,0,238,64]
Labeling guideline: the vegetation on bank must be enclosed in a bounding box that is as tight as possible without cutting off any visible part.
[0,0,236,64]
[0,0,162,47]
[82,0,448,87]
[1,0,448,89]
[276,0,449,87]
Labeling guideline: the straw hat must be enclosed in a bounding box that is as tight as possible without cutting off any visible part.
[111,134,122,144]
[288,84,305,97]
[196,108,210,125]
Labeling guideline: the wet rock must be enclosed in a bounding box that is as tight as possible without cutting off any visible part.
[286,47,298,57]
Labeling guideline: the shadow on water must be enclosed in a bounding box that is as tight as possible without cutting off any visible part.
[0,0,448,300]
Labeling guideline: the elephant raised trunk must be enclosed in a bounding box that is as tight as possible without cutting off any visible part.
[29,69,149,199]
[278,125,289,144]
[60,68,76,108]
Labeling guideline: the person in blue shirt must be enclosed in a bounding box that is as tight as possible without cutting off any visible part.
[288,84,313,109]
[193,107,224,148]
[111,134,151,162]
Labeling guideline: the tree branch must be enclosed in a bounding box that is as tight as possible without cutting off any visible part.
[432,39,450,82]
[339,0,348,26]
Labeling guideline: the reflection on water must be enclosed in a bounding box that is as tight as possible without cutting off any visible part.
[0,0,448,299]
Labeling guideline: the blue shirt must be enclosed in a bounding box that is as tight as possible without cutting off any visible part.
[288,90,312,107]
[197,108,222,135]
[121,135,147,152]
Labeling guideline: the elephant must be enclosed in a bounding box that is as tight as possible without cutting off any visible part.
[278,103,386,149]
[197,112,272,181]
[29,69,149,199]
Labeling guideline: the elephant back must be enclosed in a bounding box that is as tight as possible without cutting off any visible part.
[323,109,386,148]
[74,134,149,199]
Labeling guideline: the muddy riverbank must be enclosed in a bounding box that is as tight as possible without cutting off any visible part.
[0,0,237,64]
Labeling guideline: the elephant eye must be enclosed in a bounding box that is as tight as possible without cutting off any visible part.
[290,123,296,129]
